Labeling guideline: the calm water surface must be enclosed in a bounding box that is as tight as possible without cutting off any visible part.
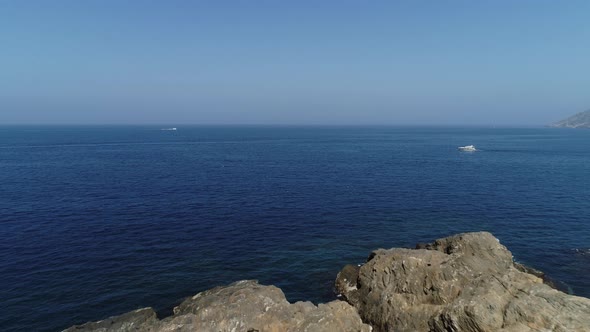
[1,126,589,331]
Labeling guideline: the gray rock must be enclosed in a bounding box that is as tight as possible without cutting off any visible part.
[336,231,590,332]
[65,280,371,332]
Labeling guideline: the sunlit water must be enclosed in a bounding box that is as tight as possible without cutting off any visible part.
[1,126,589,331]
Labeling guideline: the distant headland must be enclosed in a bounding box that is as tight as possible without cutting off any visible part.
[550,109,590,128]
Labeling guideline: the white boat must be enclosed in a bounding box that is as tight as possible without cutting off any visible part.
[458,145,476,151]
[161,127,177,131]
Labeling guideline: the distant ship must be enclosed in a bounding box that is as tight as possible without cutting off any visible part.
[458,145,476,152]
[161,127,177,131]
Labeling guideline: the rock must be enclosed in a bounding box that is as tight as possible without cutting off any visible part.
[336,231,590,332]
[64,280,371,332]
[513,261,569,292]
[63,308,159,332]
[335,264,361,304]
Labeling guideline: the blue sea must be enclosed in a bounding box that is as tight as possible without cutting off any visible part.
[1,126,589,332]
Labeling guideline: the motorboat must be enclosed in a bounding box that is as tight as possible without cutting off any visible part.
[161,127,177,131]
[458,145,476,151]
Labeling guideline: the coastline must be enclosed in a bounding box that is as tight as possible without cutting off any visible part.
[64,232,590,332]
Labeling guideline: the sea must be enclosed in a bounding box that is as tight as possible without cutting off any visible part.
[1,125,589,332]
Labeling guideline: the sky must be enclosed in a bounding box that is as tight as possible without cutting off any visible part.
[1,1,589,125]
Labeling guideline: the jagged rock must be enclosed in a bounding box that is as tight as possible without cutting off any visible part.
[336,231,590,332]
[64,280,371,332]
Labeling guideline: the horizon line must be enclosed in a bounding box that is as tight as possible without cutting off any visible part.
[0,123,556,129]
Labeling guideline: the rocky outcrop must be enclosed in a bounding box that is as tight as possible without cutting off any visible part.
[64,280,371,332]
[336,231,590,332]
[65,232,590,332]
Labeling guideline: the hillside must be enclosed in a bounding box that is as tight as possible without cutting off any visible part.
[550,110,590,128]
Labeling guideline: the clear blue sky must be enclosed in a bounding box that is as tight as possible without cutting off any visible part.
[1,1,589,125]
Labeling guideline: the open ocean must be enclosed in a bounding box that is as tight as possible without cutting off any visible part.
[1,125,589,332]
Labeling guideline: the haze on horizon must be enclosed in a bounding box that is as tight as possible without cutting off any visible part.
[1,1,589,126]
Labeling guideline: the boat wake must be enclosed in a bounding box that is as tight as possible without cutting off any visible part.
[458,145,477,152]
[573,248,590,256]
